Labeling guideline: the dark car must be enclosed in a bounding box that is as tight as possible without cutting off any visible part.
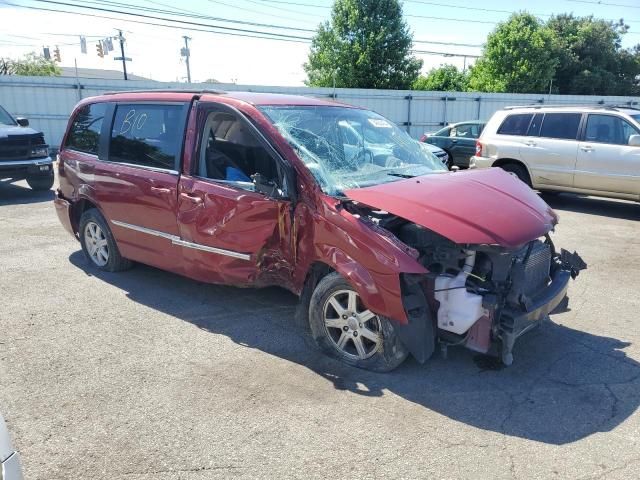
[0,104,53,191]
[54,90,584,371]
[421,120,485,169]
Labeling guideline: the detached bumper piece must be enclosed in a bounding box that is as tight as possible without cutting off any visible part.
[499,267,572,365]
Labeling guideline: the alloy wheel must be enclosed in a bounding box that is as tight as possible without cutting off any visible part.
[323,289,382,360]
[84,221,109,267]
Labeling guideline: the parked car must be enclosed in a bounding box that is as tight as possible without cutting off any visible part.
[338,119,448,166]
[473,105,640,201]
[0,104,53,191]
[420,120,485,168]
[54,91,585,370]
[0,414,24,480]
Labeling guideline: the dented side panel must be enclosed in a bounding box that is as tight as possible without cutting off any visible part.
[176,174,295,287]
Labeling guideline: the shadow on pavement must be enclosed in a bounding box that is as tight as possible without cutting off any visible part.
[540,192,639,221]
[0,180,54,206]
[69,251,640,446]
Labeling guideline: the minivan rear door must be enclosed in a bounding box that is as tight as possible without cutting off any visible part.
[176,102,296,287]
[574,113,640,196]
[95,102,190,271]
[519,112,581,188]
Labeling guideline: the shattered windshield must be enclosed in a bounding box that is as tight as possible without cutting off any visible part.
[259,106,446,195]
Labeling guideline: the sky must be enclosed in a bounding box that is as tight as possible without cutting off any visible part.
[0,0,639,86]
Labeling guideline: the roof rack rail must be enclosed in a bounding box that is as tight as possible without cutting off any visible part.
[102,88,226,95]
[503,102,639,111]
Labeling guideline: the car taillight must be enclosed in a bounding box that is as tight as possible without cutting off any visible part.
[475,140,483,157]
[419,134,427,142]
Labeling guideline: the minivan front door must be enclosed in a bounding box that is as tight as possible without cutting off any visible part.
[176,103,295,287]
[574,114,640,197]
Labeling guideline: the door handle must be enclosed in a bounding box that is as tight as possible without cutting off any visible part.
[150,186,171,194]
[451,139,458,143]
[525,140,536,147]
[180,192,203,204]
[580,145,594,152]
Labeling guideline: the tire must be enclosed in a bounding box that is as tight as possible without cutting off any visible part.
[309,272,409,372]
[500,163,532,187]
[79,208,132,272]
[26,174,54,191]
[444,150,454,170]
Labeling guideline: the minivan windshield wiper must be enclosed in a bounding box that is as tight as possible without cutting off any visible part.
[387,172,416,178]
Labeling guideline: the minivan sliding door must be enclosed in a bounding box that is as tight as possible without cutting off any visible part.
[94,102,190,272]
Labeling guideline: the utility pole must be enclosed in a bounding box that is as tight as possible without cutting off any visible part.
[117,30,128,80]
[181,36,192,83]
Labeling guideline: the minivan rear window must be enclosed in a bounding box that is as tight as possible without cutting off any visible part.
[497,114,533,136]
[539,113,582,140]
[109,104,183,170]
[65,103,107,155]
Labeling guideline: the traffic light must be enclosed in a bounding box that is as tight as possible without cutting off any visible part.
[53,47,61,63]
[96,42,104,58]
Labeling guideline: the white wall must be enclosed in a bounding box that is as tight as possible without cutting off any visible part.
[1,75,638,148]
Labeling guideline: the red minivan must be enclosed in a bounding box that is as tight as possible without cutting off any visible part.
[54,90,585,371]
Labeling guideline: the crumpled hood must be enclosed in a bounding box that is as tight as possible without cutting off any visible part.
[344,168,558,248]
[0,124,42,138]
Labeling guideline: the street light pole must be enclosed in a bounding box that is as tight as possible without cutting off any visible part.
[182,36,192,84]
[117,30,128,80]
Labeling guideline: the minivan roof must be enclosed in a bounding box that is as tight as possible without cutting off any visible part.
[96,89,349,108]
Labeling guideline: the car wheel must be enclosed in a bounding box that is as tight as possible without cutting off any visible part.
[26,174,54,191]
[79,208,132,272]
[500,163,532,187]
[309,272,409,372]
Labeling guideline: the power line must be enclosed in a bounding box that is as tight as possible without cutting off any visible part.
[567,0,640,9]
[207,0,318,25]
[61,0,318,32]
[2,1,314,43]
[26,0,317,38]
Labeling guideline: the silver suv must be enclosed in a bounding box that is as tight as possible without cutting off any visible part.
[472,105,640,201]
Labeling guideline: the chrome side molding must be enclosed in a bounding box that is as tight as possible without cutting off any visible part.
[111,220,250,261]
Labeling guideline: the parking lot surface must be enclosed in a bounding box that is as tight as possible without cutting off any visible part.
[1,179,639,479]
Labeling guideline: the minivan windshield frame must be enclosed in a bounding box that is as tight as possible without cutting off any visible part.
[259,105,446,196]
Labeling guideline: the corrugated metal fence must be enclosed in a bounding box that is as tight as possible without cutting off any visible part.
[1,75,638,148]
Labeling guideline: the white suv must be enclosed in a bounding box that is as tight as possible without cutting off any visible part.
[472,105,640,201]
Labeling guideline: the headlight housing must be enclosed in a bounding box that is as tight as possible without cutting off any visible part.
[30,146,49,158]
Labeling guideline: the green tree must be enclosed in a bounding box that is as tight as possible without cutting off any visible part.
[0,52,61,76]
[468,13,557,93]
[547,15,640,95]
[304,0,422,89]
[413,64,469,91]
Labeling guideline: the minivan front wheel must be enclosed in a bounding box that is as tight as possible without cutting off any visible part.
[79,209,132,272]
[309,272,408,372]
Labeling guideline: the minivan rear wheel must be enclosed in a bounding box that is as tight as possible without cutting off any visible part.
[79,209,132,272]
[500,163,532,187]
[308,272,409,372]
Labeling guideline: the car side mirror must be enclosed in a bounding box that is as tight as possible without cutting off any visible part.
[16,117,29,127]
[252,173,280,198]
[628,135,640,147]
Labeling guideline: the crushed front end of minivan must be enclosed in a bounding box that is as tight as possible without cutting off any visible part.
[341,168,586,365]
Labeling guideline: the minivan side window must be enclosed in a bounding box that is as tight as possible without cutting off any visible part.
[539,113,582,140]
[65,103,107,155]
[526,113,544,137]
[109,104,183,170]
[497,114,533,136]
[585,114,640,145]
[197,110,281,188]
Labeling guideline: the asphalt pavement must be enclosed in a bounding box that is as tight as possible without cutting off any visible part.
[1,178,639,479]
